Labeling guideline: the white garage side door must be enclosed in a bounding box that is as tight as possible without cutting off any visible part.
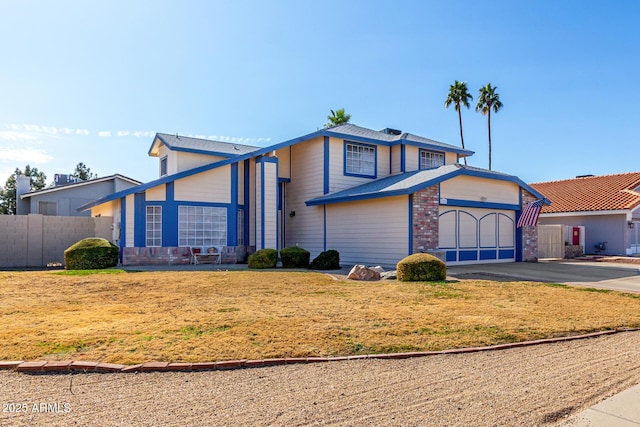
[438,207,515,264]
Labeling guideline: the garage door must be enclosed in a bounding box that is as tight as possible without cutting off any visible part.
[438,207,515,264]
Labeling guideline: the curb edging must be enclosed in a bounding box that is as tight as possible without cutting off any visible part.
[3,328,638,375]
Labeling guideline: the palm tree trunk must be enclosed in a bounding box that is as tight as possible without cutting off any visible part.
[487,109,492,171]
[458,109,467,165]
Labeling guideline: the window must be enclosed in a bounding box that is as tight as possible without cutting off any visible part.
[146,206,162,247]
[160,156,168,176]
[420,150,445,169]
[345,142,376,177]
[38,201,57,216]
[178,206,227,247]
[237,208,245,246]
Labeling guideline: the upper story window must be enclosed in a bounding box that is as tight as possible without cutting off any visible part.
[420,150,445,170]
[160,156,168,176]
[345,142,376,178]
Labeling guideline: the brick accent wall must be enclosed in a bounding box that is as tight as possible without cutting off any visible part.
[121,245,249,266]
[520,190,539,262]
[412,185,440,253]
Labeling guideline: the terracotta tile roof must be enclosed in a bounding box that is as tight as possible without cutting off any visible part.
[530,172,640,213]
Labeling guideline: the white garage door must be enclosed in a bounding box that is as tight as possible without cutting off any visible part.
[438,207,515,264]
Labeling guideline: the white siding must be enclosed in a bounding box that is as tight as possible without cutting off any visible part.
[326,196,408,267]
[275,147,291,180]
[263,162,278,249]
[328,137,391,194]
[176,152,225,173]
[158,145,177,176]
[174,166,231,203]
[255,164,263,248]
[391,145,401,174]
[249,158,256,246]
[404,145,419,172]
[440,175,519,205]
[125,195,134,247]
[285,138,325,256]
[146,184,166,202]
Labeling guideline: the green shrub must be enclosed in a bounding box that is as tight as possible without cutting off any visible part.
[279,246,310,268]
[397,253,446,282]
[248,248,278,269]
[64,238,119,270]
[309,249,340,270]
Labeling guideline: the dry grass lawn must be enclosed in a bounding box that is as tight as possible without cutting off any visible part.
[1,270,640,365]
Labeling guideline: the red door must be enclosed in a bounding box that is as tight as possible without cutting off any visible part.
[572,227,580,245]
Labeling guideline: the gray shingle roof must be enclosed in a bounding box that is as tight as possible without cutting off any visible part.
[326,124,471,154]
[154,133,261,157]
[306,164,532,206]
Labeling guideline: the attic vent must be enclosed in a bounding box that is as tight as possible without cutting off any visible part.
[576,174,594,178]
[381,128,402,135]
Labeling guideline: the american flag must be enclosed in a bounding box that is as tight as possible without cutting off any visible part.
[517,199,545,228]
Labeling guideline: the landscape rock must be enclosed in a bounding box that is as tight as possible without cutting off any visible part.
[381,270,397,280]
[370,266,385,274]
[347,265,381,281]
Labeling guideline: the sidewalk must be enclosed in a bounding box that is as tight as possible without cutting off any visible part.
[563,383,640,426]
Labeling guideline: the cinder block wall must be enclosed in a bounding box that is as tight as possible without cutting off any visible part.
[0,214,113,268]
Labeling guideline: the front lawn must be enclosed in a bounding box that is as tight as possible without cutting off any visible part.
[1,270,639,364]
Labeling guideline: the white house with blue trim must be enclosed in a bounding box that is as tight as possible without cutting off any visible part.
[80,124,548,267]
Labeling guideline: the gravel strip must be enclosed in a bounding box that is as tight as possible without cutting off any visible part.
[1,331,639,426]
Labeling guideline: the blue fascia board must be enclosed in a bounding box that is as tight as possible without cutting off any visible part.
[306,167,548,208]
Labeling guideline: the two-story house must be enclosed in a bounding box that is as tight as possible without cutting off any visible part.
[80,124,547,267]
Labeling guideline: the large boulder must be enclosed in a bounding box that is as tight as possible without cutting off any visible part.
[347,265,381,281]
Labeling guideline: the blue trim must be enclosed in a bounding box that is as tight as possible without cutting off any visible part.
[83,128,478,212]
[278,177,291,183]
[323,205,327,251]
[260,160,265,249]
[516,192,523,261]
[244,159,250,248]
[400,144,406,173]
[499,249,515,259]
[418,148,446,170]
[160,156,168,176]
[306,165,549,207]
[324,136,330,195]
[150,134,251,158]
[134,192,146,247]
[480,250,497,260]
[119,197,126,262]
[446,251,457,262]
[459,250,478,261]
[343,141,377,179]
[163,182,178,247]
[441,199,520,211]
[408,194,413,255]
[389,146,392,175]
[228,163,239,246]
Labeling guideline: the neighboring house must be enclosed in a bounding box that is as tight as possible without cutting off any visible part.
[531,172,640,256]
[18,174,141,217]
[80,124,547,267]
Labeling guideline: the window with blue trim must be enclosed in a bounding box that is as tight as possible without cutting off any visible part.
[178,206,227,247]
[160,156,168,176]
[420,150,445,169]
[237,208,245,246]
[345,142,376,177]
[146,206,162,247]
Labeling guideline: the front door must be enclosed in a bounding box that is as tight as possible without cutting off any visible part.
[572,227,580,245]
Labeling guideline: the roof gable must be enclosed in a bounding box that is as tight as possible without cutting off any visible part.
[531,172,640,213]
[148,133,261,158]
[21,174,141,200]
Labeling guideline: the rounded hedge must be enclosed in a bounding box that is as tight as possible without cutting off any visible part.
[279,246,310,268]
[397,253,446,282]
[64,238,119,270]
[309,249,340,270]
[248,248,278,269]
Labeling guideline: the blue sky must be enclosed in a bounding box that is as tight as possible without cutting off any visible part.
[1,0,638,188]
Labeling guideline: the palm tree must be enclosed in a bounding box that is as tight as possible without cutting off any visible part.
[325,108,351,128]
[476,83,503,171]
[444,81,473,165]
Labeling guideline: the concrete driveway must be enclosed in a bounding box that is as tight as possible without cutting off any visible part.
[447,260,640,293]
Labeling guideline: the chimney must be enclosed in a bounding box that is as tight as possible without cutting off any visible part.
[381,128,402,136]
[15,175,32,215]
